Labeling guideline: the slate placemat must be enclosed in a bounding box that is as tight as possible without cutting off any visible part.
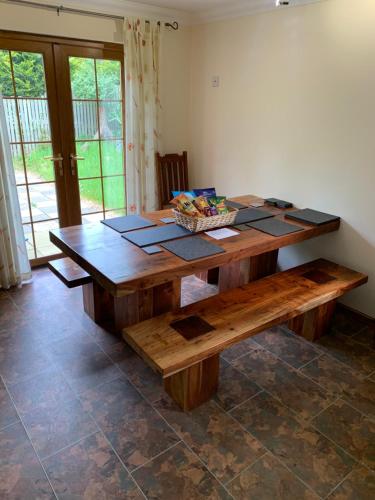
[142,245,163,255]
[265,198,293,209]
[225,200,248,210]
[122,224,192,247]
[248,218,304,237]
[285,208,340,226]
[160,217,176,224]
[101,215,156,233]
[233,207,274,225]
[232,224,253,232]
[161,236,225,261]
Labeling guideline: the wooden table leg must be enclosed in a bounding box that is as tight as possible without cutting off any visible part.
[195,268,219,285]
[163,354,220,411]
[218,259,250,292]
[218,250,279,293]
[249,250,279,282]
[83,279,181,333]
[288,300,337,342]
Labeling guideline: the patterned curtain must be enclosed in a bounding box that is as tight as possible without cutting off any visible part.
[124,18,161,214]
[0,94,31,288]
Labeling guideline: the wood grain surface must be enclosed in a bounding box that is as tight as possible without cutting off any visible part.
[50,195,340,297]
[123,259,367,377]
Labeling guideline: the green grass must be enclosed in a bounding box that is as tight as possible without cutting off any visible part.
[16,141,126,210]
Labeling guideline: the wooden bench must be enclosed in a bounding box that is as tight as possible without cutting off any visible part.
[123,259,367,411]
[48,257,92,288]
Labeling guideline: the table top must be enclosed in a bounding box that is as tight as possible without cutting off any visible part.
[50,195,340,296]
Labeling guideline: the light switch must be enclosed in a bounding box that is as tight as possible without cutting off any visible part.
[212,76,220,87]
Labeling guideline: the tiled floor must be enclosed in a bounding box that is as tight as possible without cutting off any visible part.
[0,269,374,499]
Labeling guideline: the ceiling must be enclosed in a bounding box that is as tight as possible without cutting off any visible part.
[126,0,322,15]
[128,0,238,13]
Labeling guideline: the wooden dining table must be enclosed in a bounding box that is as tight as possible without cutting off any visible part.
[50,195,341,333]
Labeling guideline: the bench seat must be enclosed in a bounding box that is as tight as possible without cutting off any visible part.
[123,259,367,410]
[48,257,92,288]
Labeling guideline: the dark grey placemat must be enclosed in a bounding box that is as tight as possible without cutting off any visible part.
[225,200,248,210]
[233,224,253,231]
[101,215,156,233]
[285,208,340,226]
[233,207,274,225]
[142,245,163,255]
[160,217,176,224]
[248,218,304,237]
[161,236,225,261]
[122,224,192,247]
[265,198,293,208]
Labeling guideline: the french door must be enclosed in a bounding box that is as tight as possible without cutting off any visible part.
[0,32,125,266]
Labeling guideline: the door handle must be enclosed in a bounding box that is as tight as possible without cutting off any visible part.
[44,154,64,176]
[70,154,84,176]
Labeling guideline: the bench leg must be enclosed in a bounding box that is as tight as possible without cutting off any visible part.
[163,354,220,411]
[288,300,337,342]
[83,279,181,334]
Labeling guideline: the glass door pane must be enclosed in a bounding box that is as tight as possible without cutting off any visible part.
[0,48,61,260]
[68,56,126,224]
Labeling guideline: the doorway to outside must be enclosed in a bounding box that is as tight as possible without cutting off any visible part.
[0,31,126,266]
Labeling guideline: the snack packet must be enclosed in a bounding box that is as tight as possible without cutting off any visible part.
[192,196,212,217]
[170,193,191,206]
[171,193,202,217]
[209,205,218,216]
[193,188,217,198]
[208,196,229,215]
[171,191,195,199]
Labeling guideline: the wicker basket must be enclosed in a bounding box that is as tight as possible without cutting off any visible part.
[173,207,238,233]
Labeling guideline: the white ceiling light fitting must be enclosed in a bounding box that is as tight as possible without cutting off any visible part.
[276,0,290,6]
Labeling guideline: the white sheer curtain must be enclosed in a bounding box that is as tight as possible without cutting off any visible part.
[124,18,161,214]
[0,94,31,288]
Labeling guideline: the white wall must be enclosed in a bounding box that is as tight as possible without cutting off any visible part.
[189,0,375,316]
[160,25,191,153]
[0,1,191,153]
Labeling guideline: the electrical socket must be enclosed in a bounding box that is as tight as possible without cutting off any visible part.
[212,76,220,87]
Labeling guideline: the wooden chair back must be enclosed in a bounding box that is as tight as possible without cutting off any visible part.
[156,151,189,209]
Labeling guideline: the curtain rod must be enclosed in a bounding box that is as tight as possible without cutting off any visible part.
[5,0,179,29]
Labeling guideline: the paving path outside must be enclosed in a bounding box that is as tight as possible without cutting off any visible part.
[16,170,102,258]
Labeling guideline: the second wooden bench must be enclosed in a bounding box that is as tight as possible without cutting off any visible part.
[123,259,367,411]
[48,257,92,288]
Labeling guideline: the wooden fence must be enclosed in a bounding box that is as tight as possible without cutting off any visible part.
[4,99,97,145]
